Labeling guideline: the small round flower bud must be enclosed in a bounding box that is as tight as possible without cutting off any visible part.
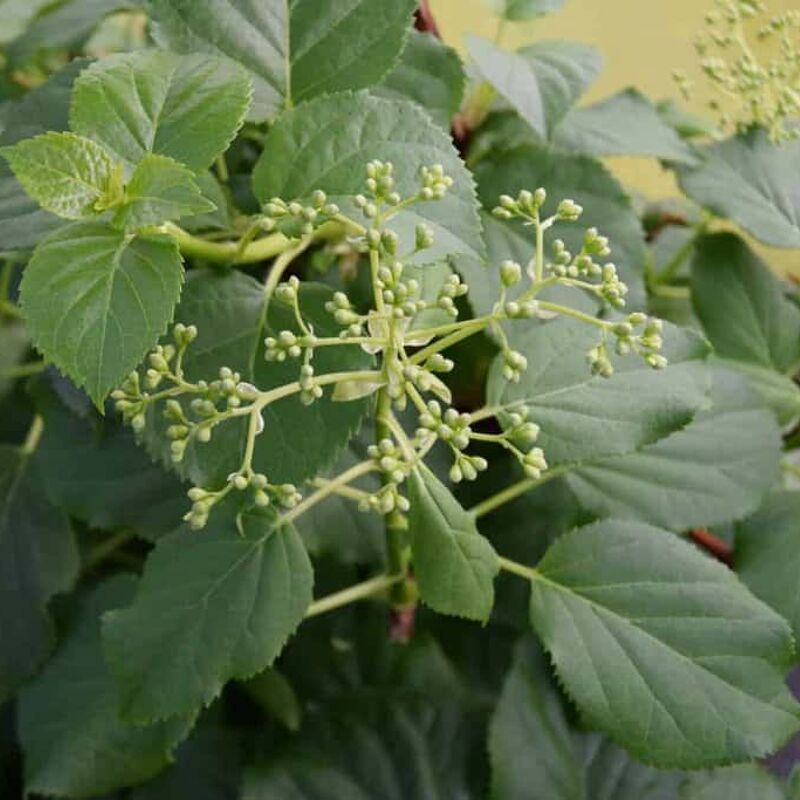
[500,260,522,287]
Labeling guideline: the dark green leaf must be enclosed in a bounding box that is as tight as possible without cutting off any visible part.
[677,130,800,248]
[737,491,800,642]
[31,375,186,542]
[18,577,192,798]
[289,0,416,104]
[693,233,800,372]
[114,154,215,230]
[554,89,698,164]
[0,445,78,702]
[375,30,465,131]
[242,668,302,732]
[102,507,313,722]
[20,221,184,407]
[253,92,484,263]
[565,366,782,529]
[529,518,800,768]
[71,50,252,172]
[488,316,710,465]
[407,463,499,621]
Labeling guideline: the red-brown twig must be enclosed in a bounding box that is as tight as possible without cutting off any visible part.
[415,0,442,37]
[690,528,733,565]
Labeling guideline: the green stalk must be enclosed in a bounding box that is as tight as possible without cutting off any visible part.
[305,572,404,619]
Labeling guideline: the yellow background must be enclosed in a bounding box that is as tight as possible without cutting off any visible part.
[433,0,799,274]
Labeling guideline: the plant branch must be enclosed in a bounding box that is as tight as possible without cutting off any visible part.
[0,361,46,380]
[83,529,138,573]
[471,468,565,519]
[21,414,44,455]
[305,572,404,619]
[497,556,537,581]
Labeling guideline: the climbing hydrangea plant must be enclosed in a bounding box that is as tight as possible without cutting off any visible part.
[2,0,800,797]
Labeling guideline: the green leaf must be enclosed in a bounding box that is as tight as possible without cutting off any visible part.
[407,463,499,621]
[692,233,800,372]
[565,367,782,529]
[500,0,566,20]
[7,0,139,66]
[680,765,787,799]
[182,172,231,233]
[473,144,647,306]
[102,507,313,722]
[0,60,87,252]
[0,445,78,701]
[466,36,602,138]
[131,720,242,800]
[20,221,184,407]
[676,129,800,248]
[489,636,682,799]
[0,0,53,45]
[0,320,28,400]
[554,89,698,164]
[149,0,286,122]
[528,518,800,768]
[252,91,484,263]
[1,131,118,220]
[18,577,192,798]
[149,0,415,121]
[253,283,375,484]
[375,30,465,131]
[289,0,416,104]
[736,492,800,643]
[30,375,186,542]
[718,359,800,425]
[70,50,252,172]
[114,154,215,231]
[243,668,302,732]
[489,636,584,799]
[488,316,711,465]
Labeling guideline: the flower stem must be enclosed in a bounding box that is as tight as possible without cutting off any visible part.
[21,414,44,455]
[497,556,537,581]
[470,468,564,519]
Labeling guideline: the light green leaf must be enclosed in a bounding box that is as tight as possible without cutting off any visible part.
[529,518,800,768]
[500,0,566,20]
[473,144,647,306]
[407,463,499,621]
[692,233,800,372]
[114,154,215,231]
[466,36,602,138]
[20,221,184,407]
[71,50,252,172]
[375,30,465,131]
[466,35,545,137]
[182,172,231,233]
[488,316,710,465]
[31,375,186,542]
[1,131,118,220]
[489,636,682,799]
[149,0,286,122]
[565,368,782,529]
[680,765,787,799]
[554,89,698,164]
[0,60,87,252]
[252,92,484,263]
[676,129,800,248]
[102,507,313,722]
[18,577,192,798]
[737,492,800,643]
[0,445,78,702]
[289,0,416,104]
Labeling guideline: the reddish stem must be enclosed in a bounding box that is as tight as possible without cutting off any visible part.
[415,0,442,38]
[690,528,733,565]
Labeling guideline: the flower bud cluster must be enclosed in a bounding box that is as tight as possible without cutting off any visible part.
[492,187,548,221]
[262,189,341,235]
[364,439,412,515]
[587,315,668,377]
[418,164,454,201]
[436,273,469,318]
[676,0,800,142]
[325,292,366,338]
